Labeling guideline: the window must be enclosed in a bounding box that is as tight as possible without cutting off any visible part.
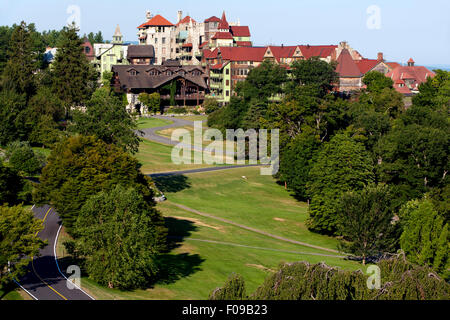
[226,80,230,86]
[162,48,166,54]
[226,69,229,75]
[129,70,137,76]
[162,37,166,44]
[85,46,90,54]
[226,90,230,96]
[155,38,158,44]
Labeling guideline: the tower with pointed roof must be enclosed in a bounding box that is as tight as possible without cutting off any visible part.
[218,11,230,32]
[112,24,123,44]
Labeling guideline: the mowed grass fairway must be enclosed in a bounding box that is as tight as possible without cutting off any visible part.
[70,166,361,300]
[137,117,173,130]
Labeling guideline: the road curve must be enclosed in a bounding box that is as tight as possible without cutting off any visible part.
[17,206,94,300]
[139,115,196,146]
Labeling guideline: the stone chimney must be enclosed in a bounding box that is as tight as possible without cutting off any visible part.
[177,11,183,23]
[377,52,384,62]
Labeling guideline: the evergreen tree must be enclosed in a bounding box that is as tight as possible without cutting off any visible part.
[209,273,247,300]
[0,160,25,205]
[0,89,28,145]
[51,24,97,109]
[2,21,37,97]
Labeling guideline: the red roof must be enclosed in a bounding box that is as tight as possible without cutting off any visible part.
[212,32,234,40]
[386,62,401,70]
[336,49,362,78]
[407,58,415,63]
[219,46,267,62]
[298,45,337,59]
[177,16,196,26]
[211,63,224,70]
[230,26,251,37]
[205,16,221,23]
[203,48,219,59]
[137,14,174,29]
[218,11,229,30]
[386,65,435,95]
[199,41,209,49]
[182,43,193,48]
[355,59,380,74]
[236,41,252,47]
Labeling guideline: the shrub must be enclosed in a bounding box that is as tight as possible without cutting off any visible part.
[6,141,45,176]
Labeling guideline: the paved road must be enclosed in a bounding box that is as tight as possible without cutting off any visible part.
[17,206,94,300]
[139,115,197,147]
[149,164,262,177]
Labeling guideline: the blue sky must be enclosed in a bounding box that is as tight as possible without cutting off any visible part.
[1,0,449,65]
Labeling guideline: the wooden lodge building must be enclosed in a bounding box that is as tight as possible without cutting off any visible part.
[111,45,209,109]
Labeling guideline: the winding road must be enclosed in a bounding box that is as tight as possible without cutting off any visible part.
[17,206,94,300]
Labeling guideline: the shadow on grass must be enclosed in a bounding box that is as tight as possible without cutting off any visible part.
[154,217,204,285]
[153,175,191,194]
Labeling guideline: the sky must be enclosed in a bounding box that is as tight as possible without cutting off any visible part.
[1,0,449,66]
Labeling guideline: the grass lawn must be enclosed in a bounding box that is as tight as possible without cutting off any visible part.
[0,287,24,300]
[61,201,360,300]
[137,117,173,130]
[136,139,218,174]
[160,167,346,251]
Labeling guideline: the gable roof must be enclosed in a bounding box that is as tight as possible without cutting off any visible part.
[336,49,362,78]
[230,26,251,37]
[205,16,221,23]
[112,64,208,90]
[177,16,196,26]
[386,65,435,90]
[212,32,234,40]
[298,45,337,59]
[355,59,381,74]
[219,46,267,62]
[138,14,174,29]
[127,45,155,59]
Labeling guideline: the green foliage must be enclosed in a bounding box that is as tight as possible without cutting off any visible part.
[2,22,37,97]
[0,160,24,205]
[0,205,46,285]
[213,257,450,300]
[203,97,220,114]
[33,135,155,233]
[413,69,450,109]
[235,60,287,102]
[101,71,113,88]
[207,97,248,131]
[289,57,338,97]
[5,141,45,176]
[51,24,98,108]
[139,92,161,114]
[307,134,375,234]
[71,87,141,154]
[362,71,394,93]
[209,273,247,300]
[399,198,449,275]
[74,185,167,290]
[337,185,399,263]
[0,89,28,146]
[278,133,320,200]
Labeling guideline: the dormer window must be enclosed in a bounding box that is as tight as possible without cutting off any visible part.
[128,68,138,76]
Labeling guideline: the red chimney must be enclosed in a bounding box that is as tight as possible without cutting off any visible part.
[377,52,384,62]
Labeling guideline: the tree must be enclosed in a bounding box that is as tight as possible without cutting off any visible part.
[0,205,46,286]
[51,24,97,109]
[2,21,37,97]
[362,71,394,93]
[73,185,167,290]
[203,97,220,114]
[235,60,287,102]
[307,134,375,234]
[399,198,449,275]
[337,185,399,264]
[0,160,24,206]
[209,273,247,300]
[289,57,338,97]
[5,141,45,176]
[278,132,320,200]
[138,92,161,114]
[376,123,449,208]
[0,89,28,146]
[71,87,141,154]
[33,135,155,233]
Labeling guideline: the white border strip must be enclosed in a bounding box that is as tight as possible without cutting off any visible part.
[54,224,96,300]
[13,279,38,300]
